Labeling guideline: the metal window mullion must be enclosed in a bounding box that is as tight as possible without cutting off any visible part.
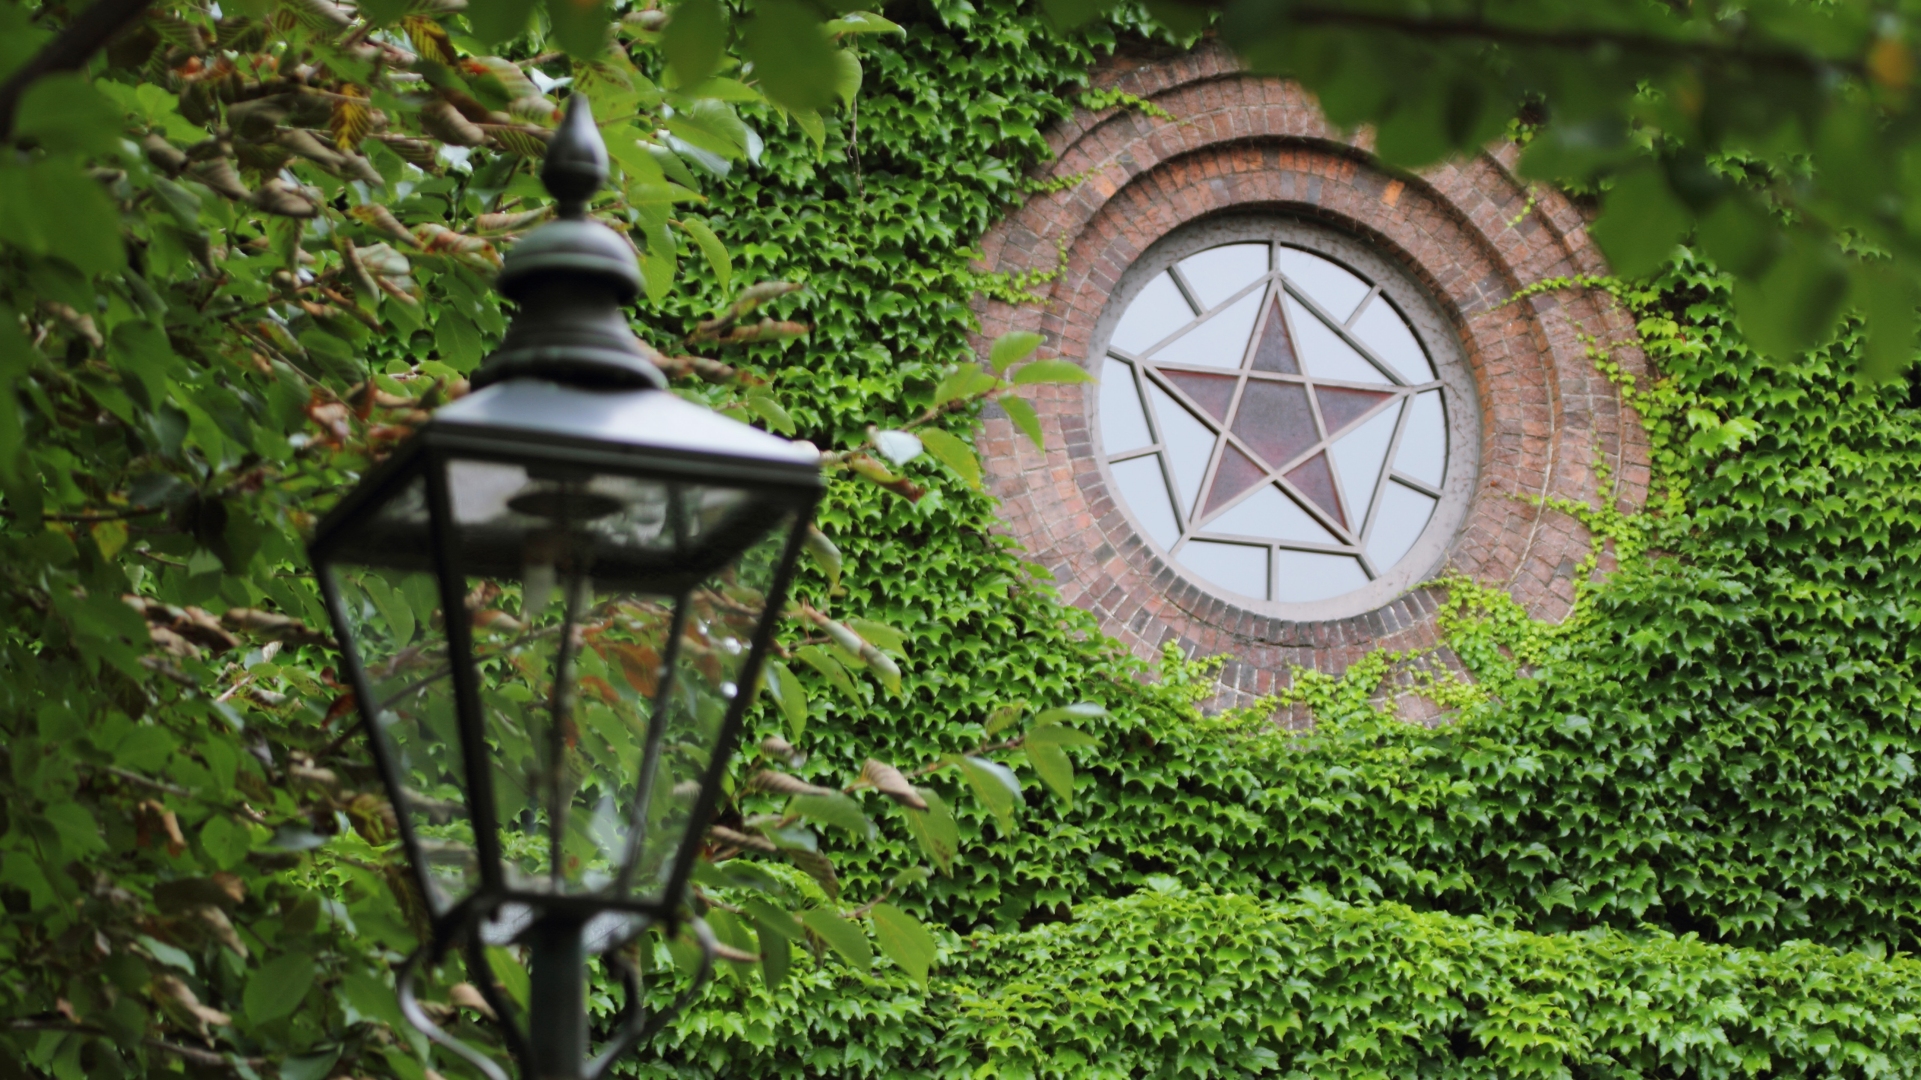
[1356,395,1414,553]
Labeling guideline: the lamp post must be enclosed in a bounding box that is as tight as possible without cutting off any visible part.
[307,96,821,1080]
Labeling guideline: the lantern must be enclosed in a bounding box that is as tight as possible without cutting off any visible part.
[307,97,820,1080]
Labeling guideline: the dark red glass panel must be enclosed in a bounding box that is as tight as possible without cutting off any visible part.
[1162,370,1238,423]
[1249,297,1300,374]
[1232,380,1318,469]
[1285,452,1345,528]
[1316,386,1394,437]
[1203,443,1267,518]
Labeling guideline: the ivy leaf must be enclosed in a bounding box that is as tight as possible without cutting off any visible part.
[1001,395,1044,450]
[800,908,872,972]
[989,331,1044,374]
[986,702,1025,735]
[873,429,923,465]
[1011,359,1092,386]
[675,216,732,290]
[869,902,938,988]
[954,755,1022,832]
[244,952,316,1025]
[918,428,982,489]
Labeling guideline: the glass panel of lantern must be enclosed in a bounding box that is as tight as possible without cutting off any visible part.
[317,425,809,918]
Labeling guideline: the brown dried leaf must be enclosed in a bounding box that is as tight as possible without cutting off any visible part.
[413,223,501,267]
[862,759,928,810]
[187,156,251,200]
[377,134,440,167]
[784,849,839,899]
[193,904,249,958]
[483,124,548,159]
[475,206,551,234]
[281,0,354,31]
[747,770,831,798]
[447,983,497,1020]
[153,974,231,1037]
[349,203,420,247]
[222,607,332,646]
[417,99,485,146]
[709,824,777,853]
[253,179,318,218]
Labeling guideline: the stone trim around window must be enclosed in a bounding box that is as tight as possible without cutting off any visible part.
[972,46,1651,711]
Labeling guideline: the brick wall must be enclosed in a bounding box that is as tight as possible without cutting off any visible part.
[974,44,1650,715]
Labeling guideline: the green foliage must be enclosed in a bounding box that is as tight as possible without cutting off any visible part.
[10,0,1921,1072]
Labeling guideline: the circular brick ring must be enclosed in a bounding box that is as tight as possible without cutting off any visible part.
[973,46,1651,709]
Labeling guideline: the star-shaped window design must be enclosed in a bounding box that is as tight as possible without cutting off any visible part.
[1099,242,1450,604]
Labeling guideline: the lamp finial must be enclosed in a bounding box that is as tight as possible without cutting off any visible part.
[543,95,607,219]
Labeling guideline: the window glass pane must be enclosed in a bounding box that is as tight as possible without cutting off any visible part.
[1146,382,1215,517]
[1100,358,1154,454]
[1285,295,1390,385]
[1178,540,1268,600]
[1111,455,1181,549]
[1201,483,1338,546]
[1328,401,1400,526]
[1272,549,1371,602]
[1276,246,1371,323]
[1395,391,1447,488]
[1366,482,1437,571]
[1177,244,1269,310]
[1152,287,1263,369]
[1350,295,1436,382]
[1112,272,1195,354]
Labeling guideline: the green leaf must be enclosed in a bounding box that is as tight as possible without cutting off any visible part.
[823,10,903,35]
[675,216,732,290]
[1041,0,1110,29]
[934,367,999,405]
[830,48,862,107]
[764,658,808,740]
[1027,722,1100,749]
[467,0,538,44]
[790,791,873,838]
[1011,359,1093,386]
[795,644,859,699]
[200,814,250,870]
[803,527,842,591]
[989,331,1044,373]
[746,388,795,434]
[662,0,726,87]
[743,897,806,940]
[1034,702,1105,726]
[869,902,938,988]
[482,947,530,1011]
[955,755,1022,831]
[917,427,981,489]
[1733,229,1850,359]
[281,1048,341,1080]
[1852,263,1917,382]
[19,159,124,274]
[846,618,906,653]
[1587,163,1691,280]
[1024,741,1075,806]
[46,802,104,859]
[744,0,840,113]
[903,788,959,874]
[986,702,1025,735]
[137,934,195,974]
[434,314,484,372]
[15,74,123,155]
[800,908,872,972]
[546,0,611,58]
[757,929,791,986]
[1695,196,1778,279]
[1001,395,1044,450]
[244,952,316,1025]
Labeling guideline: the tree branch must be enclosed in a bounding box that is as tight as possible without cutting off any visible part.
[0,0,156,142]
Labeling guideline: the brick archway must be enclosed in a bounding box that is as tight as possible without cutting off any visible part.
[974,45,1650,710]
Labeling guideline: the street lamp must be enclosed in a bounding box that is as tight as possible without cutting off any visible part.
[307,97,821,1080]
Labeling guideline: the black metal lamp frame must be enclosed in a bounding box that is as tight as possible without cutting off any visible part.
[307,95,821,1080]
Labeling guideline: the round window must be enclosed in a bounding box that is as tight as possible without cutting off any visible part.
[1093,217,1476,620]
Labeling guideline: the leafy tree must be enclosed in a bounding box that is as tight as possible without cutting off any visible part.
[0,0,1096,1074]
[1048,0,1921,378]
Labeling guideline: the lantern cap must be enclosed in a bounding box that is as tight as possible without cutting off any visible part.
[475,95,664,392]
[434,379,823,471]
